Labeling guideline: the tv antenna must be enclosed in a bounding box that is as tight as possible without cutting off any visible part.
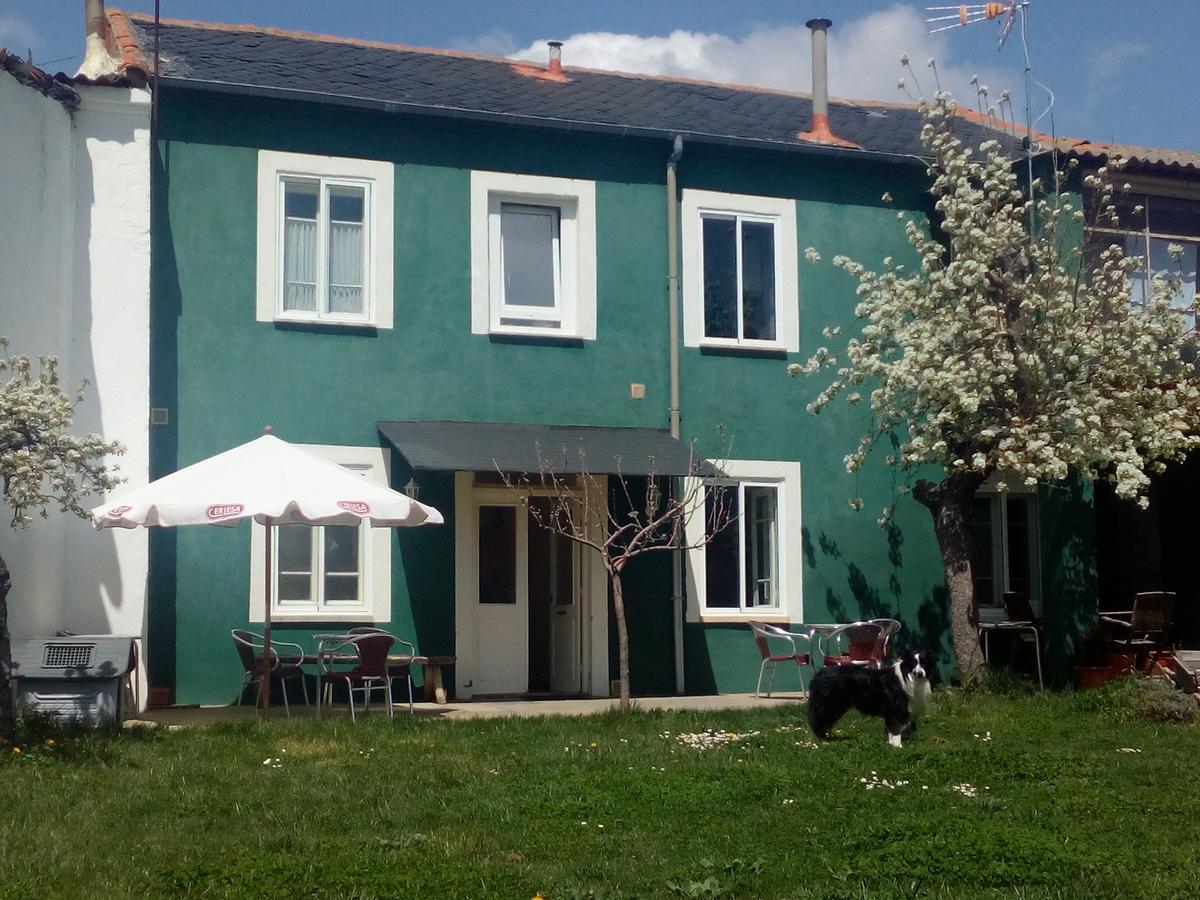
[924,1,1051,230]
[925,2,1018,48]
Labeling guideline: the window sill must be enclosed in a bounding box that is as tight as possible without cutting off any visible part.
[268,610,380,625]
[698,342,789,359]
[272,315,380,333]
[488,329,585,348]
[694,611,790,625]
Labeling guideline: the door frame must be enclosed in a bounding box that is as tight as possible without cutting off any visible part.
[454,471,609,699]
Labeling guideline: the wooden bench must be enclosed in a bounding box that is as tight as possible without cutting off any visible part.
[403,655,455,704]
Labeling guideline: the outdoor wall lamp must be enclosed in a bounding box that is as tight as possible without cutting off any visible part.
[646,478,662,516]
[403,477,420,501]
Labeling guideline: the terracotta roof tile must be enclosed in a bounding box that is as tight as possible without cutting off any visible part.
[106,9,150,81]
[1052,137,1200,175]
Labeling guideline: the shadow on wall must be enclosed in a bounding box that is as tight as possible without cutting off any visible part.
[802,523,951,681]
[1040,477,1099,686]
[397,467,455,693]
[146,139,182,694]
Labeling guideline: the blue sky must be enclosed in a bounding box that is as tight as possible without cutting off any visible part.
[4,1,1196,151]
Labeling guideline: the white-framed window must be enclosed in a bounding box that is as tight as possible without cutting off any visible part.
[685,460,803,622]
[249,445,392,623]
[682,189,799,351]
[970,474,1041,615]
[274,466,370,612]
[1086,180,1199,332]
[470,170,597,339]
[256,150,394,328]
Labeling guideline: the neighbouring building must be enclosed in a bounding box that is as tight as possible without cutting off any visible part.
[0,44,152,699]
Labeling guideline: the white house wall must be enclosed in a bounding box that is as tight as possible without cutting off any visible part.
[0,74,76,638]
[0,79,151,701]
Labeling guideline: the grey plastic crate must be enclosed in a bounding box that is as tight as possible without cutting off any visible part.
[12,635,137,723]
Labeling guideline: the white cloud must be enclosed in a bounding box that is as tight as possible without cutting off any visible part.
[506,4,1016,108]
[0,16,41,55]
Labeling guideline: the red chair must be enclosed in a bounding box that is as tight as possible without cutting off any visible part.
[869,618,902,661]
[231,629,309,717]
[319,632,396,721]
[348,626,415,714]
[749,621,813,697]
[820,621,887,668]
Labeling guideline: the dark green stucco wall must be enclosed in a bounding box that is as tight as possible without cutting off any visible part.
[149,88,1097,703]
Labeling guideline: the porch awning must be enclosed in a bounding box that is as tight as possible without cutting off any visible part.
[377,421,712,477]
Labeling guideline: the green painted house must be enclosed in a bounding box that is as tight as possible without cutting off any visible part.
[114,11,1198,706]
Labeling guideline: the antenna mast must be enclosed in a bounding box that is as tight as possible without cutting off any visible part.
[925,2,1045,229]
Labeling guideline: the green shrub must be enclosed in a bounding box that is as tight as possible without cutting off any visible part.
[1118,676,1197,723]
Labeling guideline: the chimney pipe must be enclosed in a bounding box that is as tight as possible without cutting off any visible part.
[796,17,860,148]
[547,41,563,77]
[808,19,831,121]
[77,0,119,78]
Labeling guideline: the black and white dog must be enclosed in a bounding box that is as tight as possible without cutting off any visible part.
[807,651,932,747]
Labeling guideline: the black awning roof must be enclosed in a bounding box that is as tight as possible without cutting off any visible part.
[378,421,711,477]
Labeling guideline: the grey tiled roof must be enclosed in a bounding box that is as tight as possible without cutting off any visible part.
[125,14,1021,161]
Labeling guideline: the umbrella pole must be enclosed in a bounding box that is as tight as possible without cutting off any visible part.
[260,516,273,720]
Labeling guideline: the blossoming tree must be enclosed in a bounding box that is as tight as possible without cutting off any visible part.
[504,446,732,711]
[794,95,1200,679]
[0,340,122,735]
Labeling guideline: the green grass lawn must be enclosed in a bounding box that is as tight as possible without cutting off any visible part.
[2,683,1198,899]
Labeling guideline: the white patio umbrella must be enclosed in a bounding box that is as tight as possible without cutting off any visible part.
[92,431,443,717]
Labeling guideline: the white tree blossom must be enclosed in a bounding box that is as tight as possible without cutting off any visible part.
[0,340,123,735]
[795,95,1200,679]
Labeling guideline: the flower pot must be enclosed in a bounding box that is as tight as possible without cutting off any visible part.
[1144,652,1176,676]
[1076,665,1116,689]
[1107,651,1137,675]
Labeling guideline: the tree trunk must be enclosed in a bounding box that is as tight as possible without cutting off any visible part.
[611,568,631,711]
[0,552,13,737]
[915,473,985,683]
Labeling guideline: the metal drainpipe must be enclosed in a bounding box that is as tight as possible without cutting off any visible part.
[667,134,686,693]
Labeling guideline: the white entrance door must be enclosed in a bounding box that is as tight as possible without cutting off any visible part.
[455,472,609,700]
[473,502,528,694]
[548,525,582,693]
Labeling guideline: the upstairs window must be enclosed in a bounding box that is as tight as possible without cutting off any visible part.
[257,151,394,328]
[470,170,597,340]
[701,213,778,342]
[493,201,566,328]
[280,179,369,319]
[682,190,799,351]
[1087,186,1199,332]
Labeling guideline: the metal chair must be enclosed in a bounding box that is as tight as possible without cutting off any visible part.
[318,632,395,721]
[347,626,415,714]
[230,629,309,716]
[1101,591,1177,672]
[868,618,903,661]
[749,621,813,698]
[820,621,888,668]
[978,592,1044,690]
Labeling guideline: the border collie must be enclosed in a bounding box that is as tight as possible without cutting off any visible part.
[807,651,932,747]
